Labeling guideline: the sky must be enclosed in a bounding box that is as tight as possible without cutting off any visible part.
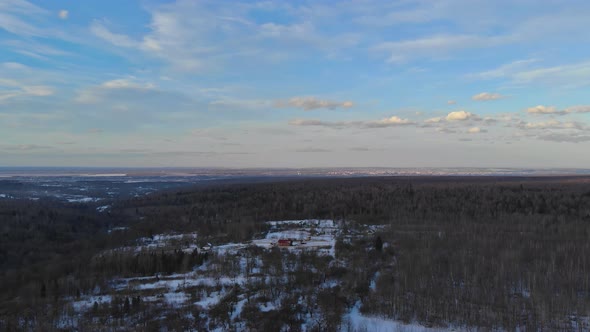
[1,0,590,168]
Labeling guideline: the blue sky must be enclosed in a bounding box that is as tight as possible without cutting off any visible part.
[2,0,590,168]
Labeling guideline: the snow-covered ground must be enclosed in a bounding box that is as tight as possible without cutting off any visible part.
[343,303,449,332]
[112,273,249,292]
[67,197,101,203]
[88,220,342,314]
[69,219,427,331]
[137,233,199,246]
[71,295,112,312]
[216,219,339,256]
[96,205,111,212]
[107,226,128,233]
[103,232,200,254]
[267,219,335,227]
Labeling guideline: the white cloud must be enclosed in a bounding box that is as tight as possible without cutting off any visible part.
[0,0,47,14]
[481,117,498,125]
[2,61,28,70]
[0,0,48,37]
[425,117,443,123]
[288,119,359,129]
[0,78,54,102]
[58,10,68,20]
[209,98,271,110]
[467,127,485,134]
[470,59,538,80]
[3,40,70,60]
[472,92,504,101]
[354,3,443,26]
[0,0,82,52]
[374,34,507,63]
[366,116,414,128]
[90,21,139,48]
[513,61,590,86]
[76,79,156,103]
[71,79,197,130]
[275,97,354,111]
[368,1,590,65]
[289,115,413,129]
[22,85,54,96]
[525,104,590,115]
[102,79,155,89]
[566,105,590,114]
[89,2,358,72]
[447,100,457,105]
[289,119,327,126]
[257,20,359,56]
[526,105,555,114]
[524,119,559,129]
[260,21,312,39]
[84,0,590,74]
[476,59,590,88]
[446,110,473,121]
[0,13,42,37]
[525,105,559,115]
[523,120,584,130]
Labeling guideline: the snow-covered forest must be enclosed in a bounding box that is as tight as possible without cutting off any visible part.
[2,176,590,331]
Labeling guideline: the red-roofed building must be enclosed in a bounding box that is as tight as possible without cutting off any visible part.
[277,239,292,246]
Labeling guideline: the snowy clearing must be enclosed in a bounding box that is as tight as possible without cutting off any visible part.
[68,219,418,331]
[343,303,449,332]
[71,295,112,312]
[103,232,200,254]
[97,205,111,212]
[67,197,101,203]
[215,219,339,256]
